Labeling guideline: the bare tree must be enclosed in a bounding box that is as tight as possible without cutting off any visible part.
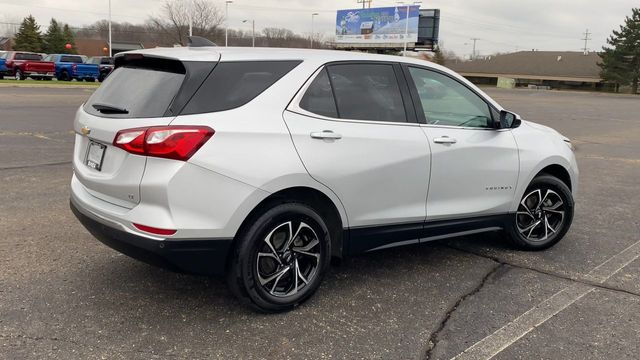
[148,0,223,46]
[1,15,21,37]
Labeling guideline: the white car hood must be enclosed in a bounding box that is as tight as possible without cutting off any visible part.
[523,120,570,142]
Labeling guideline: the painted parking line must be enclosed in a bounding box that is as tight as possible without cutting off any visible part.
[451,240,640,360]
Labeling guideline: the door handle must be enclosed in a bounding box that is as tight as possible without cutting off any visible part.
[433,136,457,144]
[310,130,342,140]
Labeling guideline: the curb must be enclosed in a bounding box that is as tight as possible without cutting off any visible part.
[0,83,99,89]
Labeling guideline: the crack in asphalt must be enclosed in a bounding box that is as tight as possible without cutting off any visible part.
[444,244,640,298]
[423,243,640,359]
[424,262,503,360]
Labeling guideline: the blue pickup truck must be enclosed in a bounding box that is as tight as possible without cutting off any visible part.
[43,54,100,82]
[0,51,7,74]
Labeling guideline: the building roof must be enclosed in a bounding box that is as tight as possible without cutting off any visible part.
[448,51,602,82]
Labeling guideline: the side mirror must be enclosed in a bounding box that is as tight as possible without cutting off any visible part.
[498,110,522,129]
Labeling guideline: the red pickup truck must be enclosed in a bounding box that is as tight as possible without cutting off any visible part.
[0,51,56,80]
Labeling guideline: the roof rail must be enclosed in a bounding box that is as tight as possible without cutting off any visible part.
[187,36,217,47]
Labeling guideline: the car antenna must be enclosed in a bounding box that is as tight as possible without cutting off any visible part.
[188,36,217,47]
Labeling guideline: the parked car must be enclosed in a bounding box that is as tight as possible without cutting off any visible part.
[0,51,55,80]
[86,56,114,82]
[44,54,100,82]
[70,48,578,312]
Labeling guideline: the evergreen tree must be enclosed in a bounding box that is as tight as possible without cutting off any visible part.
[599,8,640,94]
[13,15,43,52]
[43,19,65,53]
[62,24,77,54]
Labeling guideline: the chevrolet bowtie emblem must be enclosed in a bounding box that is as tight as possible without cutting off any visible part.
[81,126,91,135]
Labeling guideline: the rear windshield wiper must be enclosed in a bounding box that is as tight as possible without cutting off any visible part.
[92,103,129,114]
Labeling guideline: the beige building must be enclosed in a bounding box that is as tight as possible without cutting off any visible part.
[447,51,611,91]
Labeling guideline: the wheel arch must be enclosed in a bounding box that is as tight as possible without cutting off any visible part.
[511,156,576,211]
[536,164,572,191]
[232,186,346,261]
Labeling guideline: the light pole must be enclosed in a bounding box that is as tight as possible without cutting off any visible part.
[225,0,233,47]
[243,19,255,47]
[108,0,112,57]
[397,1,421,56]
[310,13,319,48]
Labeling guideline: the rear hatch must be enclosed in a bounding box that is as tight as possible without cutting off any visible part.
[73,54,216,208]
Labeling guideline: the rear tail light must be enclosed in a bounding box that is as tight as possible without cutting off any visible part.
[72,63,77,73]
[113,126,214,161]
[133,223,177,236]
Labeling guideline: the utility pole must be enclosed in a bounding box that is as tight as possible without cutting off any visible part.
[225,0,233,47]
[398,1,421,56]
[470,38,480,59]
[108,0,112,57]
[243,19,255,47]
[310,13,319,48]
[581,29,592,55]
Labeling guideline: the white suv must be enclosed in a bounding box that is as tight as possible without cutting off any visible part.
[70,47,578,312]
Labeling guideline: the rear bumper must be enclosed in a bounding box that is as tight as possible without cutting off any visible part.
[70,199,233,275]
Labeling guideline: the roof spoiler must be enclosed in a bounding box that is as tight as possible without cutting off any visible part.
[188,36,217,47]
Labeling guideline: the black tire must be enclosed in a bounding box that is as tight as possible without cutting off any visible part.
[58,70,70,81]
[15,69,25,80]
[227,202,331,312]
[98,73,105,82]
[505,175,574,250]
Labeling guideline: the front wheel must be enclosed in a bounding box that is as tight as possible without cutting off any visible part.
[15,69,25,80]
[227,202,331,312]
[505,175,574,250]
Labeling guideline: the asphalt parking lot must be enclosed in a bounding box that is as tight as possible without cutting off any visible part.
[1,86,639,359]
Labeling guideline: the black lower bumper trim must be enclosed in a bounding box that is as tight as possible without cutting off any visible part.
[70,201,233,275]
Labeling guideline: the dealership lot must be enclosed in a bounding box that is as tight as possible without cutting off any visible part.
[1,86,639,359]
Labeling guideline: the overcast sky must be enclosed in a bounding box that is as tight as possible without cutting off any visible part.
[1,0,638,57]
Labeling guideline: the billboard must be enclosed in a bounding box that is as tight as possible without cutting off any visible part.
[335,6,420,44]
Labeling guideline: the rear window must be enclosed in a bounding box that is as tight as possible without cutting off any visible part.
[15,53,41,61]
[84,66,185,118]
[181,61,301,115]
[61,55,83,63]
[101,58,114,65]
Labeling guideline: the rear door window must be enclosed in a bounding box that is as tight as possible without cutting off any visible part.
[84,66,185,118]
[61,55,83,63]
[181,61,301,115]
[15,53,42,61]
[326,63,407,123]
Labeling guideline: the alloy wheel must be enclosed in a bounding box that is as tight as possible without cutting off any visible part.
[256,221,321,298]
[516,189,565,242]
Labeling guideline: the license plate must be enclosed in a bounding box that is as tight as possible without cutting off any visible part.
[86,141,106,171]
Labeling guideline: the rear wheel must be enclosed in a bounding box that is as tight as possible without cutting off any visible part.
[505,175,574,250]
[58,70,70,81]
[227,202,331,312]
